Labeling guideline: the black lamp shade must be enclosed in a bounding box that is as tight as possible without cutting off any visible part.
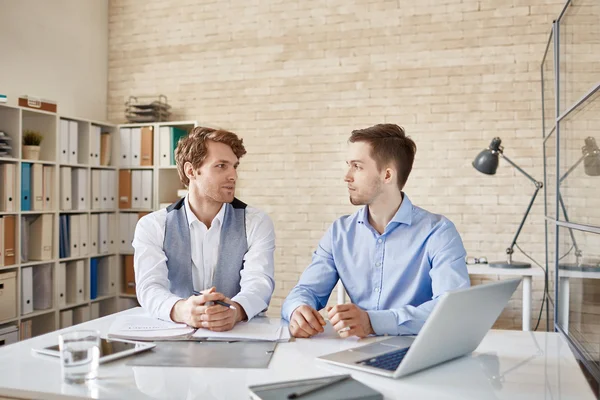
[473,149,499,175]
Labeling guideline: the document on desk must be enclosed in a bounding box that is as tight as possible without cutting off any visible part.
[108,313,291,342]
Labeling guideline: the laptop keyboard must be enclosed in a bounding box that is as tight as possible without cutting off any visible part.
[356,347,410,371]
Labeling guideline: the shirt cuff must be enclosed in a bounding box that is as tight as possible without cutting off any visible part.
[367,310,399,336]
[159,295,183,323]
[231,293,268,321]
[281,300,307,322]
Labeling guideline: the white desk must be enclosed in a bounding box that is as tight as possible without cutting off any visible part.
[0,308,593,400]
[468,265,545,331]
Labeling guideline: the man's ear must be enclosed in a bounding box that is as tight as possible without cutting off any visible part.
[184,162,196,180]
[384,167,394,184]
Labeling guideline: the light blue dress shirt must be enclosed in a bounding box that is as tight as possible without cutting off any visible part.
[281,193,470,335]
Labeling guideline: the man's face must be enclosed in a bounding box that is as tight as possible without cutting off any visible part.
[344,141,384,206]
[187,141,239,204]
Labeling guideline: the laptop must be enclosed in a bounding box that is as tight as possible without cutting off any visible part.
[318,278,521,378]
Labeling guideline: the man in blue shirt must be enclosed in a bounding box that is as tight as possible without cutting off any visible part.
[282,124,470,338]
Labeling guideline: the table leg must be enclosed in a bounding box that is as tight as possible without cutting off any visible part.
[523,276,532,331]
[558,276,570,333]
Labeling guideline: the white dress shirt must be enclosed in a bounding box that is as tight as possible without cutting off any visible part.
[132,196,276,322]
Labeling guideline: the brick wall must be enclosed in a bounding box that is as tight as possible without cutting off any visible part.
[108,0,568,330]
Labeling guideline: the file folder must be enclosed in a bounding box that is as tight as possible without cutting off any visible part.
[32,264,52,310]
[101,170,110,209]
[100,132,111,166]
[130,128,141,167]
[73,305,91,324]
[119,169,132,209]
[21,163,31,211]
[119,213,131,253]
[131,170,142,209]
[69,214,80,258]
[66,261,85,304]
[99,213,108,254]
[91,169,101,210]
[90,257,98,300]
[42,165,53,210]
[119,128,131,166]
[59,215,69,259]
[141,170,153,209]
[123,255,135,295]
[140,126,154,166]
[159,126,171,166]
[79,214,89,256]
[30,164,43,211]
[91,303,100,320]
[90,125,101,166]
[57,262,67,307]
[72,168,87,210]
[29,214,52,261]
[21,267,33,315]
[60,167,72,210]
[0,163,16,212]
[109,213,117,253]
[59,119,70,164]
[60,310,73,328]
[89,214,99,255]
[3,216,15,266]
[0,218,4,267]
[69,120,79,164]
[108,170,116,208]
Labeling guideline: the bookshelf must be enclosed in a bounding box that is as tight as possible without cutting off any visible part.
[0,103,128,342]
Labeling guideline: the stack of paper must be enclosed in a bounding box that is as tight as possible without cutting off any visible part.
[108,312,291,342]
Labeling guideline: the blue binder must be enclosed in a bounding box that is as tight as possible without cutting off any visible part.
[90,258,98,300]
[21,163,31,211]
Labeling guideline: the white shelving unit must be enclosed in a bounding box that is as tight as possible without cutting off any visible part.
[0,103,128,340]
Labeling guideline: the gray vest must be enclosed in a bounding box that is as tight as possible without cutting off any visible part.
[164,197,248,299]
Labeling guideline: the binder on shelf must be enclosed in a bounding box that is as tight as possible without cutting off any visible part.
[59,215,69,259]
[79,214,89,256]
[3,215,15,266]
[123,255,136,295]
[109,170,116,208]
[66,260,85,304]
[20,216,29,263]
[141,170,153,209]
[91,169,101,210]
[119,213,131,253]
[90,258,98,300]
[91,303,100,320]
[59,119,70,164]
[90,125,101,166]
[119,128,131,166]
[19,320,32,340]
[69,214,80,258]
[97,256,116,296]
[0,163,16,212]
[0,217,4,267]
[29,214,52,261]
[68,120,78,164]
[170,127,188,164]
[100,132,112,166]
[109,213,117,253]
[60,167,72,210]
[118,169,132,209]
[21,162,31,211]
[89,214,99,255]
[140,126,154,166]
[158,126,171,166]
[72,168,87,210]
[131,170,142,209]
[0,271,17,321]
[100,170,111,209]
[21,267,33,315]
[32,264,52,310]
[60,310,73,329]
[73,305,91,324]
[98,213,108,254]
[42,165,53,210]
[57,262,66,307]
[30,163,43,211]
[130,128,141,166]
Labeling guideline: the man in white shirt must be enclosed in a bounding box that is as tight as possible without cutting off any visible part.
[133,127,275,331]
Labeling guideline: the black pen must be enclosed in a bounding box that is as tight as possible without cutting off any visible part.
[287,375,351,399]
[192,290,237,310]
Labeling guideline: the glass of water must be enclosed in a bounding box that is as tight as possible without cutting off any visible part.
[58,330,101,384]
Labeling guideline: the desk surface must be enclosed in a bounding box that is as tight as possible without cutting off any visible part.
[0,308,594,400]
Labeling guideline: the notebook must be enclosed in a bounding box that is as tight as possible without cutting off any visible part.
[107,313,291,342]
[248,375,382,400]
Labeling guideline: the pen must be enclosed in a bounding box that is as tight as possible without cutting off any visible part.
[192,290,237,310]
[287,375,351,399]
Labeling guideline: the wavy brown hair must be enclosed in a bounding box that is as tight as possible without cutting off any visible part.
[175,126,247,187]
[349,124,416,191]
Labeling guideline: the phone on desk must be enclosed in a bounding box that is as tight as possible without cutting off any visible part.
[32,338,156,363]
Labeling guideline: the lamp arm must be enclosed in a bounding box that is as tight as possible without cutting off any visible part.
[559,154,586,184]
[500,153,541,186]
[506,183,542,262]
[558,192,583,261]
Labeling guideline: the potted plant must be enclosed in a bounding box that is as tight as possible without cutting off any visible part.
[22,130,43,160]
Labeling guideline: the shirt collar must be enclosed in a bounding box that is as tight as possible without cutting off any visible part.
[184,195,226,228]
[357,192,413,227]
